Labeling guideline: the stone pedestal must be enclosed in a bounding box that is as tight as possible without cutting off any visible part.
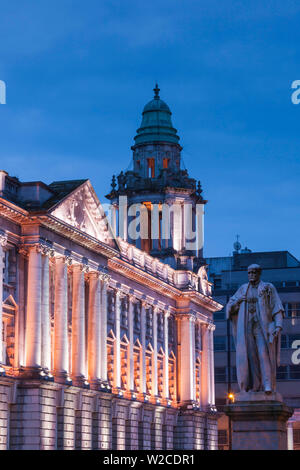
[225,392,294,450]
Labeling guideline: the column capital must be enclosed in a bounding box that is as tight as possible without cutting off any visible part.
[180,312,196,323]
[128,293,137,304]
[88,270,101,281]
[141,299,150,309]
[115,288,126,300]
[165,308,172,319]
[200,321,215,332]
[99,272,111,283]
[40,244,55,257]
[54,254,73,266]
[72,262,89,273]
[0,232,8,248]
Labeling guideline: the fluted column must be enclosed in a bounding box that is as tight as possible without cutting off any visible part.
[163,310,170,399]
[0,233,7,365]
[287,421,294,450]
[153,307,158,397]
[114,290,122,390]
[71,263,87,385]
[201,323,210,407]
[25,245,42,370]
[41,246,52,372]
[140,301,147,395]
[88,271,101,388]
[54,255,70,382]
[128,295,135,392]
[179,314,196,403]
[209,324,215,406]
[100,274,110,381]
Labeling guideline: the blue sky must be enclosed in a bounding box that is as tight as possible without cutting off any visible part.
[0,0,300,258]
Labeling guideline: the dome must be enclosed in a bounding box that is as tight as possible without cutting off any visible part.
[133,84,180,146]
[143,97,171,113]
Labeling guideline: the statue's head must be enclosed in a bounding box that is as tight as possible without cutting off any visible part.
[247,264,262,284]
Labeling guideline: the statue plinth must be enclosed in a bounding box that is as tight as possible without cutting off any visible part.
[224,393,294,450]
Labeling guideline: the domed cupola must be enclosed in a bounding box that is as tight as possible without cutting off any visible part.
[133,84,180,146]
[106,84,206,272]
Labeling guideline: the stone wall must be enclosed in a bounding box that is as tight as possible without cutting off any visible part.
[1,377,217,450]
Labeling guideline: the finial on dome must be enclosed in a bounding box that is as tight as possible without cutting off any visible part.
[154,83,160,99]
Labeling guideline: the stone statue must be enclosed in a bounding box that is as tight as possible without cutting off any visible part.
[226,264,284,394]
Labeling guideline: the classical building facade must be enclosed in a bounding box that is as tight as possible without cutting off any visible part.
[206,247,300,450]
[0,87,222,450]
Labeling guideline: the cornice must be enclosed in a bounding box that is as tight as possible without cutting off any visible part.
[108,257,223,313]
[38,214,119,259]
[0,198,29,223]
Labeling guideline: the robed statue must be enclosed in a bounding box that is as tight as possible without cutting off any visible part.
[226,264,284,394]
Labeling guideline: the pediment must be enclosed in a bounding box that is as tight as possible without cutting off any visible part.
[49,180,117,248]
[3,295,18,309]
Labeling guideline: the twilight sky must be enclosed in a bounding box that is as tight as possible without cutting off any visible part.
[0,0,300,258]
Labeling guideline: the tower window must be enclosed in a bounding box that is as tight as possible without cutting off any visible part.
[163,158,169,169]
[147,158,155,178]
[136,160,141,169]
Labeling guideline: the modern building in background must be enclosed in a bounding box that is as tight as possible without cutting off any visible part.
[0,87,222,450]
[206,245,300,450]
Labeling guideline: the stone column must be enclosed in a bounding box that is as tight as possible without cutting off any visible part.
[128,295,135,393]
[163,310,170,400]
[100,274,110,382]
[25,245,42,370]
[41,246,52,372]
[54,255,71,382]
[140,301,147,396]
[179,314,196,403]
[114,290,122,390]
[208,324,215,406]
[153,307,158,397]
[71,263,87,385]
[287,421,294,450]
[0,232,7,365]
[88,272,101,388]
[201,323,210,407]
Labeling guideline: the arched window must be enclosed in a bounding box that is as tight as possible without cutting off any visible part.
[169,351,177,403]
[107,330,116,387]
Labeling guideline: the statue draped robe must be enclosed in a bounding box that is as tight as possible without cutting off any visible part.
[226,281,284,392]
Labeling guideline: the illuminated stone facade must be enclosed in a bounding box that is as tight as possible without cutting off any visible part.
[0,171,221,450]
[0,88,222,450]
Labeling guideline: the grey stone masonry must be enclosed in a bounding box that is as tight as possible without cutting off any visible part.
[1,376,217,450]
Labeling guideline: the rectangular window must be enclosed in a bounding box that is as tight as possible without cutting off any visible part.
[218,430,228,446]
[215,367,226,382]
[288,334,300,349]
[294,429,300,445]
[147,158,155,178]
[290,365,300,380]
[214,336,226,351]
[276,365,288,380]
[214,308,225,321]
[163,158,169,169]
[231,366,237,382]
[281,334,288,349]
[214,278,222,290]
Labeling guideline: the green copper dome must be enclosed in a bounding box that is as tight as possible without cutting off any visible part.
[133,84,180,146]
